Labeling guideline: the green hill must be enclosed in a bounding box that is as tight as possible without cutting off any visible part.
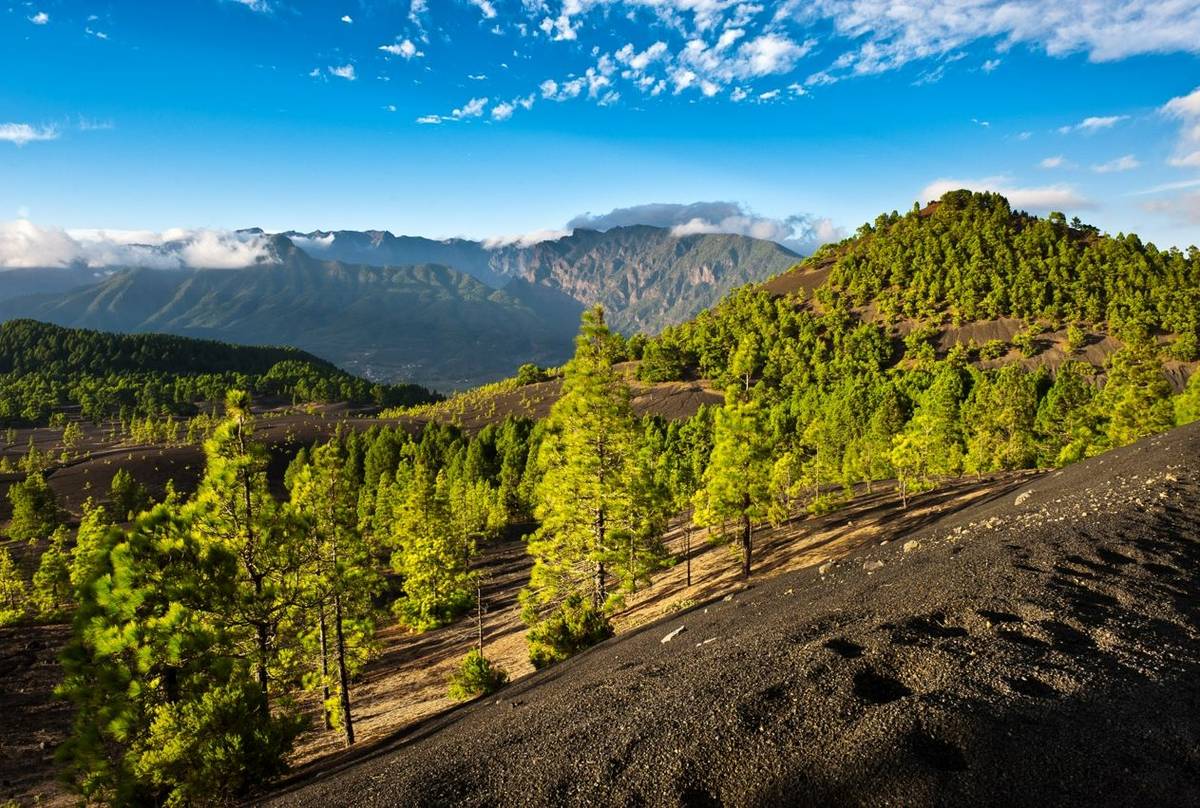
[0,319,437,425]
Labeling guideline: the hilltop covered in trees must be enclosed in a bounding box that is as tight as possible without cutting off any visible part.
[0,320,438,425]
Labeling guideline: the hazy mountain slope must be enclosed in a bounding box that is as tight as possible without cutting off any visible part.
[267,422,1200,808]
[283,225,799,334]
[488,226,800,333]
[0,267,105,303]
[0,238,579,390]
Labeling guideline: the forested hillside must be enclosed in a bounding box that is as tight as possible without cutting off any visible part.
[0,320,436,424]
[5,191,1200,807]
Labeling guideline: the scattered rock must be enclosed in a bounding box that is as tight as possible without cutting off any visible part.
[1015,490,1034,506]
[864,559,885,572]
[903,540,921,553]
[661,626,687,644]
[818,562,834,575]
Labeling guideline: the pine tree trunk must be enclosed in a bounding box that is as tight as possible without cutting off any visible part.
[593,506,607,609]
[334,593,355,746]
[319,606,332,730]
[685,523,692,587]
[741,509,752,579]
[476,579,484,657]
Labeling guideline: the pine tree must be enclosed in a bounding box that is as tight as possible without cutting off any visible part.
[69,499,113,595]
[58,505,301,806]
[1177,371,1200,426]
[289,438,381,746]
[0,547,28,625]
[32,524,73,618]
[693,389,773,578]
[1102,338,1175,447]
[390,461,474,631]
[7,471,63,544]
[527,307,641,617]
[109,468,152,521]
[185,390,308,717]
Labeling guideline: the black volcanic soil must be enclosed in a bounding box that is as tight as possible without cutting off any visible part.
[265,423,1200,808]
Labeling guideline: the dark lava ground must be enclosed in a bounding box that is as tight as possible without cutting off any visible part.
[266,422,1200,808]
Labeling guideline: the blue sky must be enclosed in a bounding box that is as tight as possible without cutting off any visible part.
[2,0,1199,261]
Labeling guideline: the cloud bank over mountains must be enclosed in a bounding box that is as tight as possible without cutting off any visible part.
[566,202,844,253]
[0,220,274,269]
[1,201,844,269]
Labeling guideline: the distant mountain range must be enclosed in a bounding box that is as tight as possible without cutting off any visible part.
[278,225,799,334]
[0,226,799,389]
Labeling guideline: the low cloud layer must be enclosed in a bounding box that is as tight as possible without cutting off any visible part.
[0,220,274,269]
[566,202,844,253]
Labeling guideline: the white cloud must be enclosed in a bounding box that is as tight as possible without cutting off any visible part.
[492,101,515,121]
[482,229,571,248]
[1091,154,1140,173]
[341,14,353,23]
[1058,114,1128,134]
[783,0,1200,79]
[0,123,59,146]
[1162,86,1200,168]
[380,40,423,59]
[469,0,498,19]
[1039,155,1065,169]
[29,11,49,24]
[416,115,443,124]
[231,0,273,12]
[0,220,275,270]
[738,33,810,76]
[981,58,1001,72]
[921,177,1094,211]
[85,27,109,39]
[452,97,489,119]
[329,64,357,80]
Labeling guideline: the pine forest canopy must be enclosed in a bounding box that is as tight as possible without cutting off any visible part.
[0,319,437,425]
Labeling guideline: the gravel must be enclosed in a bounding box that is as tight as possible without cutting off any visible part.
[265,422,1200,808]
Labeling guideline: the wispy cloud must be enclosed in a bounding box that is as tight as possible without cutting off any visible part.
[379,40,422,59]
[1161,86,1200,168]
[1058,115,1129,134]
[328,64,356,81]
[1092,154,1140,173]
[1039,155,1065,169]
[0,123,59,146]
[28,11,49,24]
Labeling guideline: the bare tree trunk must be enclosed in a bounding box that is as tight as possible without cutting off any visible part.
[475,578,484,657]
[684,523,692,587]
[318,606,332,729]
[741,507,752,580]
[334,593,355,746]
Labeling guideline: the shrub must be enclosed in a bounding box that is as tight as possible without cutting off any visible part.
[447,650,509,700]
[979,339,1007,360]
[526,593,613,669]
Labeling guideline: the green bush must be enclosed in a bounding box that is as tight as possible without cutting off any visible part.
[526,593,613,669]
[447,650,509,700]
[979,339,1007,360]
